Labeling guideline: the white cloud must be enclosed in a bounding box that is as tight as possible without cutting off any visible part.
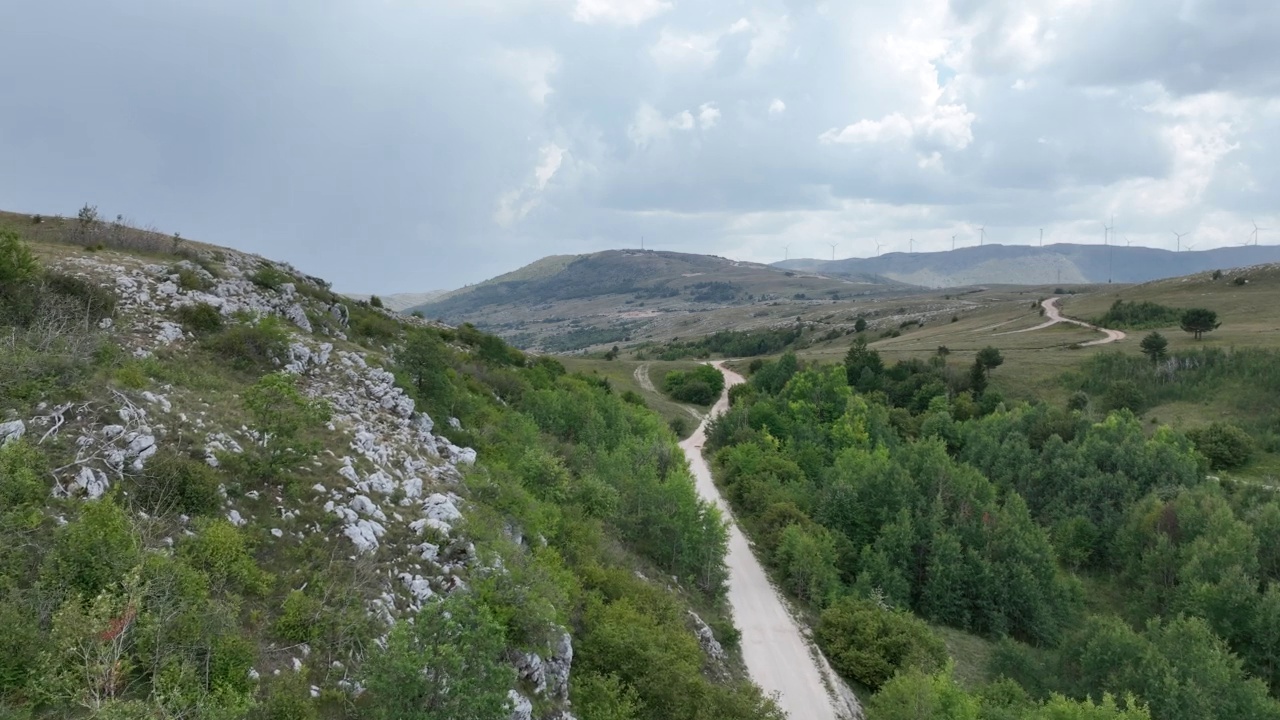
[698,103,721,129]
[769,98,787,115]
[729,18,752,34]
[496,48,559,105]
[650,28,722,70]
[572,0,671,26]
[820,113,914,144]
[534,144,566,189]
[628,103,721,145]
[495,142,568,227]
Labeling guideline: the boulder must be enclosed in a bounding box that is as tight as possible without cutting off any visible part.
[0,420,24,447]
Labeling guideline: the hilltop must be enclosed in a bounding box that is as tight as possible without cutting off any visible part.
[410,249,910,352]
[778,242,1280,287]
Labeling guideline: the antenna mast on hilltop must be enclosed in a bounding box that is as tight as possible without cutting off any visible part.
[828,242,838,261]
[1173,230,1189,252]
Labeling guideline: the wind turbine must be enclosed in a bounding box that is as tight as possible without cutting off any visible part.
[828,242,838,261]
[1039,228,1044,247]
[951,234,957,251]
[1102,219,1114,246]
[1252,221,1267,246]
[875,241,885,257]
[1173,231,1189,252]
[1125,236,1132,247]
[783,244,790,261]
[978,225,987,246]
[908,238,915,254]
[1184,241,1198,252]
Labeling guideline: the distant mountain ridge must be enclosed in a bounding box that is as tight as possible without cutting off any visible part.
[342,290,448,311]
[410,249,904,320]
[776,243,1280,287]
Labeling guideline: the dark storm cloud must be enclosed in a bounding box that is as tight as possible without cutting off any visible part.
[1,0,1277,289]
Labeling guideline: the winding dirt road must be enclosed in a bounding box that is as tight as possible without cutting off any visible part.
[996,297,1126,346]
[679,364,861,720]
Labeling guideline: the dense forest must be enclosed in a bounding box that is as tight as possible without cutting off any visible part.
[707,344,1280,719]
[0,228,780,720]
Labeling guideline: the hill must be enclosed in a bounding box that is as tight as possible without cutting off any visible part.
[0,211,783,720]
[409,249,911,352]
[341,290,448,311]
[778,242,1280,287]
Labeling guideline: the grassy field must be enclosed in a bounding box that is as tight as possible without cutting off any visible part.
[559,357,709,438]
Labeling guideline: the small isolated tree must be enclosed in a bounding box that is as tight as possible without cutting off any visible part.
[1180,308,1219,340]
[362,593,514,720]
[242,372,331,477]
[975,346,1004,373]
[369,295,383,308]
[854,317,868,333]
[1139,332,1168,364]
[0,230,40,284]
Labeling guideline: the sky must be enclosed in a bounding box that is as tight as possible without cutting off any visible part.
[2,0,1278,293]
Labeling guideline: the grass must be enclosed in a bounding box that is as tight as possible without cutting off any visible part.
[933,625,995,689]
[559,358,708,438]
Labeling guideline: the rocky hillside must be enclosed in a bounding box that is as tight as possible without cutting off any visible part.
[779,242,1280,287]
[0,214,779,720]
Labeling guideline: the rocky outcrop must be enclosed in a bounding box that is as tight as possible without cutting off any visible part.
[0,420,24,447]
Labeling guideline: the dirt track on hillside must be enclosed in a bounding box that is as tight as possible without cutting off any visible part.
[996,297,1126,346]
[679,364,861,719]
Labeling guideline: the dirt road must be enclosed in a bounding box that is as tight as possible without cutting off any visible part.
[679,363,861,720]
[997,297,1126,346]
[634,363,657,393]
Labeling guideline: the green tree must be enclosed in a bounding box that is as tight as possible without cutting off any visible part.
[816,597,949,690]
[1186,422,1253,470]
[1180,308,1219,340]
[855,317,868,333]
[773,524,842,606]
[45,498,138,600]
[867,667,979,720]
[242,372,331,477]
[397,328,455,414]
[976,346,1005,373]
[362,593,515,720]
[0,230,40,284]
[845,338,884,392]
[1139,332,1168,363]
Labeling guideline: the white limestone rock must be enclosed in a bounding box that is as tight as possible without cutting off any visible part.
[508,691,533,720]
[0,420,24,447]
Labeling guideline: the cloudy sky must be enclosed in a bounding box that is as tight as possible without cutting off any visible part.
[2,0,1278,292]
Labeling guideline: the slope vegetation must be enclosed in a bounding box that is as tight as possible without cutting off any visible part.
[0,211,783,720]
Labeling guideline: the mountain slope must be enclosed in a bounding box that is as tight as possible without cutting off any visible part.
[342,290,448,311]
[779,243,1280,287]
[409,249,910,352]
[0,211,782,720]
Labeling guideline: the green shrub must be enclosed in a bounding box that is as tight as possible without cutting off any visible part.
[44,498,138,599]
[816,596,949,690]
[361,593,514,720]
[175,267,213,292]
[242,372,331,478]
[348,306,401,346]
[43,272,116,322]
[1187,422,1253,470]
[0,440,49,510]
[179,519,273,595]
[250,266,290,291]
[1105,380,1146,412]
[275,589,323,644]
[1067,390,1090,411]
[204,316,289,371]
[1095,299,1182,330]
[175,302,224,335]
[369,295,383,308]
[669,416,689,437]
[128,450,222,516]
[0,230,39,284]
[114,362,148,389]
[662,365,725,405]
